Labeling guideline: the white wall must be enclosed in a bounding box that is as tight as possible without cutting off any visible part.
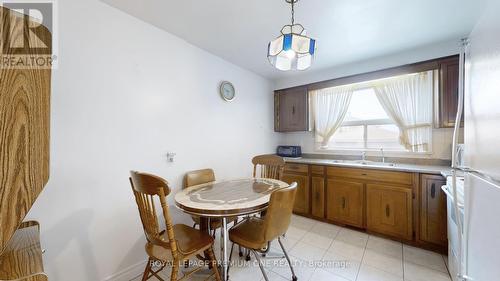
[274,40,464,160]
[278,129,457,160]
[26,1,278,280]
[274,39,461,90]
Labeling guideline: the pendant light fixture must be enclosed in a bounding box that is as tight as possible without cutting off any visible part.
[267,0,316,71]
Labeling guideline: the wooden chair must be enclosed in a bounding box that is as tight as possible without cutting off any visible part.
[183,169,241,260]
[228,182,298,281]
[183,169,220,233]
[130,171,221,281]
[183,169,238,236]
[252,155,285,180]
[249,155,286,257]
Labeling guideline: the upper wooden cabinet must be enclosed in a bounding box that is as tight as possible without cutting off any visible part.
[366,184,413,240]
[419,174,447,246]
[439,55,463,128]
[0,6,52,253]
[274,86,309,132]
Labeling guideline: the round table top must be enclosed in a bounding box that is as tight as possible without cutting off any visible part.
[174,178,289,217]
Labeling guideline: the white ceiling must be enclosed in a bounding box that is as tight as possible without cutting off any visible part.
[102,0,483,80]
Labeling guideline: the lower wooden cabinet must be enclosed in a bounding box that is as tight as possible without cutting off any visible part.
[282,162,447,252]
[419,174,447,246]
[327,179,364,228]
[283,173,310,215]
[366,184,413,240]
[311,176,325,218]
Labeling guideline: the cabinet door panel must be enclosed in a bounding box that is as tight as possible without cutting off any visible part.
[275,87,308,132]
[327,179,364,227]
[283,173,310,215]
[420,175,447,246]
[439,56,463,128]
[311,176,325,218]
[367,184,413,240]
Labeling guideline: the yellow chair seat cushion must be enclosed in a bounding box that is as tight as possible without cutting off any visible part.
[146,224,213,261]
[228,217,267,250]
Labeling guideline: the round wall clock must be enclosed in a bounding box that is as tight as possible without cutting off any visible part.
[219,81,236,101]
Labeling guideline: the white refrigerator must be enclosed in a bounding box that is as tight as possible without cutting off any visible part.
[454,1,500,280]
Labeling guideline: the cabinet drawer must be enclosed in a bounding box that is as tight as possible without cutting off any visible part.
[327,167,412,186]
[311,165,325,176]
[284,163,309,174]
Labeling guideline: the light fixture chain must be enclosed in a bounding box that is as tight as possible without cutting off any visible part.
[291,0,295,25]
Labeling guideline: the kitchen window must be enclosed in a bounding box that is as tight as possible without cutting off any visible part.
[328,88,406,151]
[311,71,434,153]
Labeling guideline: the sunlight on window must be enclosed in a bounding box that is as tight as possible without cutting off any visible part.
[329,88,407,151]
[344,88,388,121]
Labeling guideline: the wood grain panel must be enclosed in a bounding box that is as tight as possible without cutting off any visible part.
[327,178,364,228]
[284,163,309,174]
[327,167,413,186]
[0,6,52,253]
[282,173,309,215]
[311,176,325,218]
[274,86,309,132]
[310,165,325,176]
[439,56,463,128]
[366,184,413,240]
[0,221,47,280]
[419,174,447,246]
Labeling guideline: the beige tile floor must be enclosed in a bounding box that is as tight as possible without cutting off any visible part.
[131,215,451,281]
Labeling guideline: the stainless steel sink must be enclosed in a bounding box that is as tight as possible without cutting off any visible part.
[327,159,396,167]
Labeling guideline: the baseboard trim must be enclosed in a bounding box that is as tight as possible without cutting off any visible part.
[103,260,146,281]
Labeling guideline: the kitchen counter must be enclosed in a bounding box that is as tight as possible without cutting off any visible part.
[284,157,452,175]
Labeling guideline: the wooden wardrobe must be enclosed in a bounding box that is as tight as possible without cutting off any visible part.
[0,6,52,281]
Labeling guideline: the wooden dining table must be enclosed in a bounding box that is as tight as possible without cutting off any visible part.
[174,178,289,281]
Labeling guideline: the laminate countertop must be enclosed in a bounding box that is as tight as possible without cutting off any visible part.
[284,157,452,175]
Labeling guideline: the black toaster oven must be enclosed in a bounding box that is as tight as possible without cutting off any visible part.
[277,146,302,158]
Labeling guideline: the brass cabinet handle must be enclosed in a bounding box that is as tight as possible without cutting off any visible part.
[431,183,436,199]
[361,173,367,176]
[341,197,346,209]
[385,205,390,217]
[292,105,296,115]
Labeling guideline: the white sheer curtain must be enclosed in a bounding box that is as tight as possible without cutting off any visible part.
[311,85,354,148]
[373,71,433,152]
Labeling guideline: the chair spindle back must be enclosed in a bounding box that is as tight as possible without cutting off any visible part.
[252,155,285,180]
[129,171,178,258]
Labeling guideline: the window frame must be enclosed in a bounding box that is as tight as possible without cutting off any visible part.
[313,83,435,155]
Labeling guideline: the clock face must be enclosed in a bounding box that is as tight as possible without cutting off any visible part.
[220,81,235,101]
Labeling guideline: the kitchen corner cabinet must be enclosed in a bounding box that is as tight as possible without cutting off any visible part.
[327,179,364,228]
[439,55,463,128]
[366,184,413,240]
[282,164,310,215]
[419,174,447,246]
[274,86,309,132]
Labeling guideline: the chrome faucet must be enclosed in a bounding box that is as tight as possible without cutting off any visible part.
[380,148,385,163]
[361,151,367,161]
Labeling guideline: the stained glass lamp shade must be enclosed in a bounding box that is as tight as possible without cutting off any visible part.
[268,23,316,71]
